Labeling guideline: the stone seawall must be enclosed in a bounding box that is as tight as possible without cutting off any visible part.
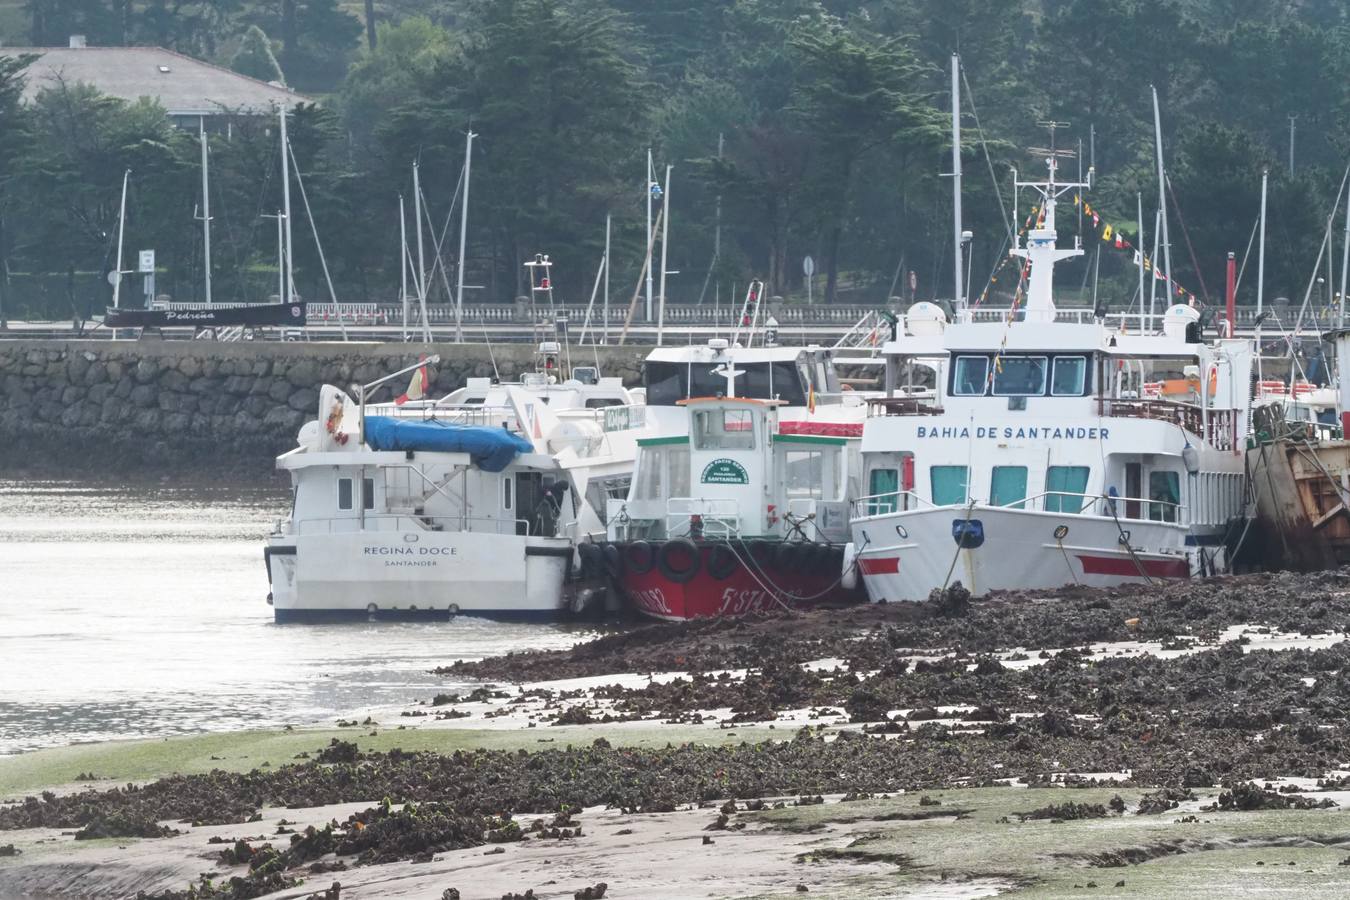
[0,341,647,474]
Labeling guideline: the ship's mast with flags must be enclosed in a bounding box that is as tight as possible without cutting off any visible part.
[1010,122,1093,321]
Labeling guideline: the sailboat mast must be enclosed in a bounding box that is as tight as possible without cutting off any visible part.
[1137,193,1145,328]
[278,106,295,303]
[399,194,408,342]
[1257,167,1268,316]
[951,53,963,311]
[1151,86,1172,303]
[603,213,611,345]
[646,148,654,321]
[199,124,212,305]
[657,164,672,346]
[454,131,476,344]
[1340,175,1350,325]
[112,168,130,309]
[413,162,426,310]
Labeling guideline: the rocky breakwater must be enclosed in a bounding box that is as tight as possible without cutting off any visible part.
[0,340,645,474]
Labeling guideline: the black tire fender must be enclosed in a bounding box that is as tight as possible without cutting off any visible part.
[624,540,656,575]
[603,543,624,578]
[706,543,739,580]
[657,538,701,584]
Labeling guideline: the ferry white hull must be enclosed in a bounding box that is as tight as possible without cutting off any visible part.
[265,530,572,622]
[850,505,1192,603]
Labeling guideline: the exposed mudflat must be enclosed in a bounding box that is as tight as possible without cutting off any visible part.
[6,570,1350,898]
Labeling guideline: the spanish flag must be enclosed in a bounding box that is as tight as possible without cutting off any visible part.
[396,356,429,405]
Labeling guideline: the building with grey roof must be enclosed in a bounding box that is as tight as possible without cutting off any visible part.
[0,37,309,130]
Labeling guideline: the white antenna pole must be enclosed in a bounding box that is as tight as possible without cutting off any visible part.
[950,53,963,311]
[645,148,654,321]
[1137,193,1145,330]
[1151,85,1172,303]
[399,194,408,341]
[1149,208,1160,316]
[278,105,295,304]
[454,131,475,344]
[657,164,672,346]
[603,212,611,345]
[1340,174,1350,325]
[198,123,212,305]
[112,168,130,309]
[1257,167,1268,316]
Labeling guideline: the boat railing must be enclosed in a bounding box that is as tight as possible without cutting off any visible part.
[1001,491,1188,525]
[866,396,945,417]
[851,490,935,518]
[666,497,741,538]
[292,512,536,536]
[1096,398,1239,451]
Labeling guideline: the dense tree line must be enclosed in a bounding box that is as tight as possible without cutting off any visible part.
[1,0,1349,322]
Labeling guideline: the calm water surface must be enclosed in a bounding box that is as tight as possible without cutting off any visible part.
[0,479,602,755]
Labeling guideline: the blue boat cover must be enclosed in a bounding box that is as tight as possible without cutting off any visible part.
[363,417,535,472]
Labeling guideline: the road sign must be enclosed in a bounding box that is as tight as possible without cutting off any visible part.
[803,255,815,277]
[138,250,155,273]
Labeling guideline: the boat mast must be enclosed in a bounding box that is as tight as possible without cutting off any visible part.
[198,123,212,305]
[1257,167,1268,317]
[399,194,408,341]
[112,168,130,309]
[279,105,295,304]
[950,53,963,313]
[1340,173,1350,325]
[657,164,672,346]
[1151,86,1172,305]
[603,213,611,345]
[1137,193,1145,328]
[646,148,654,321]
[454,131,476,344]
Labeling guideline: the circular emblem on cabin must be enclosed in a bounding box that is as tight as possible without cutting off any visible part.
[1053,525,1069,540]
[701,458,750,485]
[403,533,420,543]
[894,525,909,539]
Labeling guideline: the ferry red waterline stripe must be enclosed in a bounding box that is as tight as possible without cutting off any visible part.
[858,556,899,575]
[1076,555,1189,579]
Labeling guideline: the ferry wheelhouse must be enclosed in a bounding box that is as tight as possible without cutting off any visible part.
[849,152,1253,602]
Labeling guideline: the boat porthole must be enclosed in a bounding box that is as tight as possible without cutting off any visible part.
[1053,525,1069,540]
[894,525,908,539]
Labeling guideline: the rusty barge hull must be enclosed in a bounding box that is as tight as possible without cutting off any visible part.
[1249,437,1350,570]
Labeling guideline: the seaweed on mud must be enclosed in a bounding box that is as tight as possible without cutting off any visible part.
[1136,787,1196,815]
[1016,802,1109,822]
[1213,783,1338,812]
[74,812,179,840]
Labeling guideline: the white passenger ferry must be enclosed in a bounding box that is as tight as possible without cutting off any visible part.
[848,151,1253,602]
[264,355,646,622]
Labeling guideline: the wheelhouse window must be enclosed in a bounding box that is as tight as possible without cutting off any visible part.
[952,356,989,396]
[992,356,1048,396]
[931,465,969,505]
[1051,356,1088,396]
[338,477,353,510]
[693,409,755,451]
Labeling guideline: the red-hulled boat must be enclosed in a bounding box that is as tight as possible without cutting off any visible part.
[600,396,869,621]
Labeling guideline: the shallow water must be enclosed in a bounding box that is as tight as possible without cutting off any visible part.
[0,479,601,755]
